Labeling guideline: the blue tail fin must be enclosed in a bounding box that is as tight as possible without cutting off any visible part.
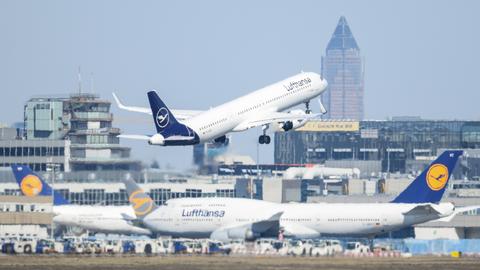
[148,90,181,134]
[11,164,70,205]
[391,150,463,204]
[146,91,199,145]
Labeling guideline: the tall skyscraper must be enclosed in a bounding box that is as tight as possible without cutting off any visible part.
[322,16,364,120]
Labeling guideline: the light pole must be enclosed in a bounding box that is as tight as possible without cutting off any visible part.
[46,163,60,240]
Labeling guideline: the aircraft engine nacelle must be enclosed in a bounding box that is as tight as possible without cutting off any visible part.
[210,226,260,242]
[213,135,229,145]
[226,227,260,241]
[282,121,294,131]
[272,110,309,132]
[148,134,165,145]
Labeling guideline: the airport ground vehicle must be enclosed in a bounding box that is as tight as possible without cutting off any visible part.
[122,240,136,254]
[311,241,331,256]
[271,240,289,255]
[207,240,231,255]
[224,239,247,254]
[1,238,16,254]
[288,239,313,256]
[345,241,370,254]
[12,238,37,254]
[172,240,188,254]
[255,239,274,254]
[325,239,343,254]
[185,240,203,254]
[134,239,159,255]
[35,239,57,254]
[104,240,123,254]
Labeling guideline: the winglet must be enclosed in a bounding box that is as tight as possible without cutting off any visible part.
[11,164,70,205]
[112,92,152,114]
[391,150,463,204]
[112,92,123,108]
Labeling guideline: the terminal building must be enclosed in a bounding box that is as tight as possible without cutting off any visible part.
[0,195,53,238]
[275,118,480,177]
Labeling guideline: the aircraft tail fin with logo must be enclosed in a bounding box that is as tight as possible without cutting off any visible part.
[147,90,181,134]
[391,150,463,204]
[146,90,199,145]
[11,164,70,205]
[124,179,158,220]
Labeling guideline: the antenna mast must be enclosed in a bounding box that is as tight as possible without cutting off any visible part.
[78,66,82,95]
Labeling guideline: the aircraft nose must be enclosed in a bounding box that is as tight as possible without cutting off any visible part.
[318,78,328,92]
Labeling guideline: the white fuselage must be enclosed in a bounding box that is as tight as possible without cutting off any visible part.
[183,72,327,143]
[142,198,454,239]
[52,205,151,235]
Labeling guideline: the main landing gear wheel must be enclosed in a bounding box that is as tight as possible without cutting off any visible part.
[258,135,271,144]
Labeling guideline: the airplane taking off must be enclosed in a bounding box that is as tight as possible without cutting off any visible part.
[11,165,151,236]
[113,72,328,145]
[124,151,479,242]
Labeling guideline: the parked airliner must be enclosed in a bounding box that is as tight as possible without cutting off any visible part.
[124,150,479,241]
[11,165,151,236]
[113,72,328,145]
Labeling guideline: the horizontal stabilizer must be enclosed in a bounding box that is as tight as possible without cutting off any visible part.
[435,205,480,222]
[118,134,151,140]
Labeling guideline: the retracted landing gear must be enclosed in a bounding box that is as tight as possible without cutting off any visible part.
[258,124,271,144]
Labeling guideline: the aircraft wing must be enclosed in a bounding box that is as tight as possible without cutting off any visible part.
[232,110,321,132]
[402,204,442,216]
[112,93,203,120]
[210,211,283,242]
[117,134,151,140]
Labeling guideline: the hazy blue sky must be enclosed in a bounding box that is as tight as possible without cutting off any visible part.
[1,0,479,169]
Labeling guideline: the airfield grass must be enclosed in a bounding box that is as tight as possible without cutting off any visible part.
[1,255,480,270]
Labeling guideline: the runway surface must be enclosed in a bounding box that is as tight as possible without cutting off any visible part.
[1,255,480,270]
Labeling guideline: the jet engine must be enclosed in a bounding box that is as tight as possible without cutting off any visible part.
[282,121,294,131]
[213,135,229,145]
[148,134,165,145]
[210,225,261,242]
[272,110,309,132]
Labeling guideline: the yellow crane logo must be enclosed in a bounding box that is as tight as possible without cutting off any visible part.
[20,175,43,197]
[128,190,154,216]
[426,164,449,191]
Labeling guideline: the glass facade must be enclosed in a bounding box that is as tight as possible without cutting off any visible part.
[275,119,480,173]
[15,186,237,206]
[322,16,364,120]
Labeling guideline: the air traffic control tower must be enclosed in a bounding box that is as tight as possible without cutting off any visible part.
[0,93,140,173]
